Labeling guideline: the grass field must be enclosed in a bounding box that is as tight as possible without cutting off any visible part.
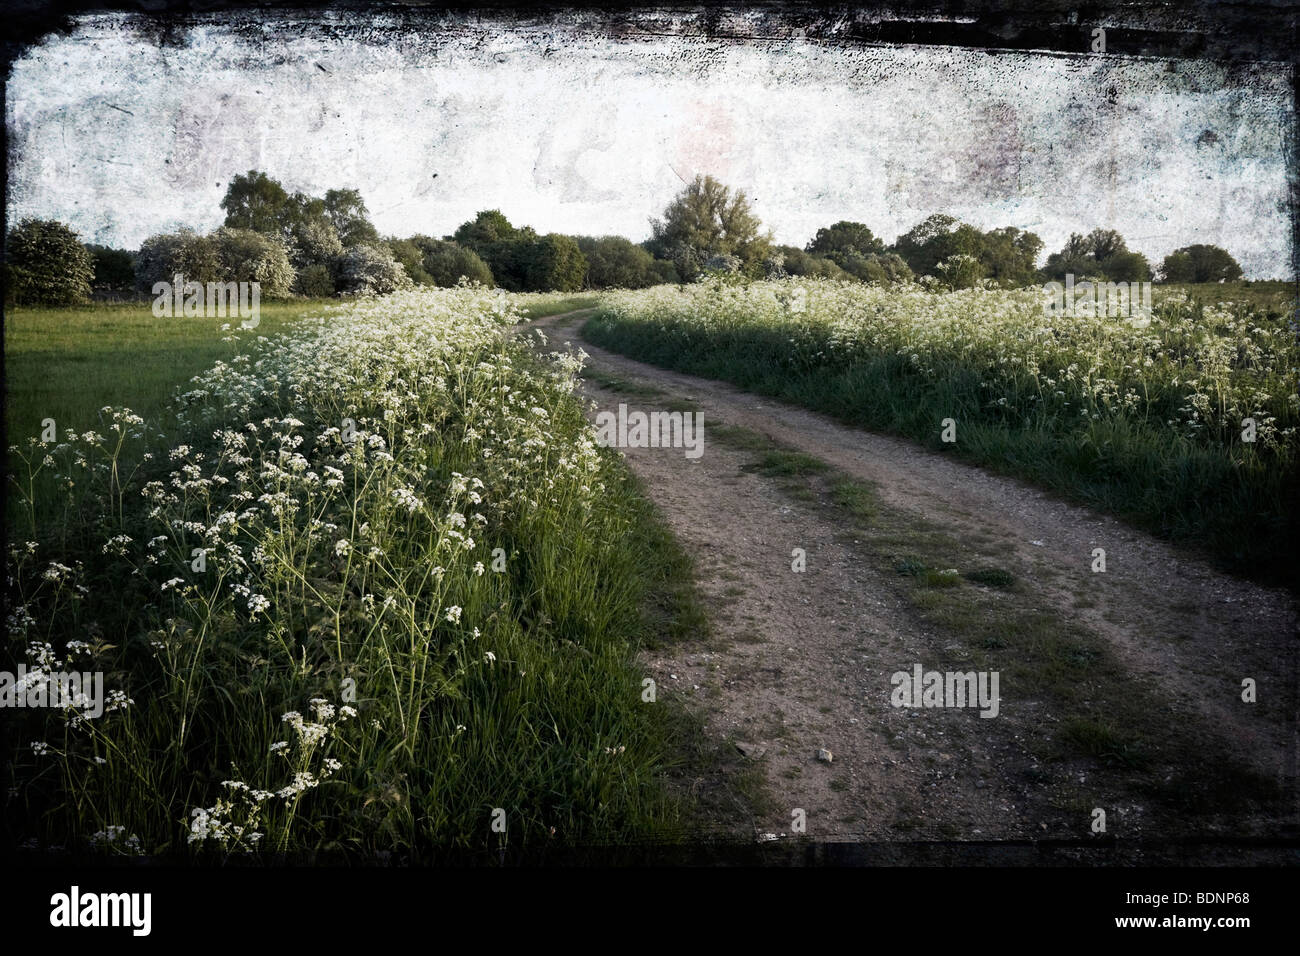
[4,300,335,447]
[585,278,1299,586]
[3,287,716,857]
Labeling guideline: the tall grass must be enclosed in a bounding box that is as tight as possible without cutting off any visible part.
[585,279,1299,586]
[4,287,697,857]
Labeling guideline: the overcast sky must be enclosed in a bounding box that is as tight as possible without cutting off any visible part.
[6,13,1294,277]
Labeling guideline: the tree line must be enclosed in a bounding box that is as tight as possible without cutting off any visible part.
[4,170,1246,306]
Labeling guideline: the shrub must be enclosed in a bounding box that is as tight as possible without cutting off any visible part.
[85,244,136,294]
[576,236,660,289]
[296,263,336,297]
[774,245,850,281]
[212,227,295,298]
[414,238,495,288]
[519,234,587,292]
[5,219,95,305]
[702,253,743,275]
[859,252,914,285]
[386,238,435,285]
[649,259,681,284]
[935,253,984,290]
[290,219,344,271]
[134,230,222,292]
[337,243,413,296]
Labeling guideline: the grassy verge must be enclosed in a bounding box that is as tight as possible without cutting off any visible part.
[2,288,719,858]
[583,284,1299,588]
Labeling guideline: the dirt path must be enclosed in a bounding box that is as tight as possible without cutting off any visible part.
[527,310,1299,851]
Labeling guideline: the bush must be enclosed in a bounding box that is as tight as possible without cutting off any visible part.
[702,253,743,276]
[135,229,294,300]
[135,230,222,292]
[859,252,914,285]
[386,238,435,285]
[576,236,660,289]
[520,234,587,292]
[649,259,681,285]
[935,253,984,290]
[212,227,295,298]
[337,243,413,296]
[86,245,136,294]
[5,219,95,305]
[1098,250,1153,283]
[774,245,850,281]
[413,238,495,287]
[290,219,344,271]
[296,263,336,297]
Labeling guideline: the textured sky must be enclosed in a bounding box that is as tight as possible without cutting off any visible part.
[6,12,1294,276]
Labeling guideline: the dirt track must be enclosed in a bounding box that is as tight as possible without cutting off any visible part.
[529,310,1299,853]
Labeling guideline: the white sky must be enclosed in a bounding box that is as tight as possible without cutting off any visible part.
[6,13,1294,277]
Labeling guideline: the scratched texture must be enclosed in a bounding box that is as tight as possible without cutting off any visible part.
[3,4,1295,277]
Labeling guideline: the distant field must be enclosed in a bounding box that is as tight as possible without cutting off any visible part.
[4,299,337,443]
[513,294,600,318]
[1158,280,1294,314]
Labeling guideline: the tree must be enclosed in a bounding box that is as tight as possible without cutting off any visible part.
[452,210,537,290]
[805,221,903,282]
[4,219,95,305]
[647,175,771,280]
[1099,249,1152,283]
[892,214,985,278]
[1159,244,1243,283]
[577,235,660,289]
[1085,228,1126,262]
[85,244,136,293]
[279,191,344,269]
[220,170,291,235]
[977,226,1043,286]
[806,221,885,260]
[1042,228,1150,282]
[452,210,520,252]
[323,188,379,247]
[520,234,587,292]
[413,238,495,287]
